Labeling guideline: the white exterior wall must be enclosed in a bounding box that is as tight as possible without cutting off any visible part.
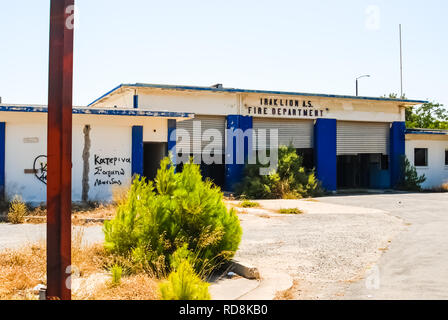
[405,135,448,189]
[92,89,134,109]
[86,124,132,201]
[2,111,169,203]
[5,117,47,203]
[138,90,238,116]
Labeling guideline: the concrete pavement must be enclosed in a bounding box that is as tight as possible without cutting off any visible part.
[318,192,448,299]
[230,199,403,299]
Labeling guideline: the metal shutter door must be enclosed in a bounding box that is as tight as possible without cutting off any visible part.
[252,118,314,150]
[337,121,390,155]
[176,115,226,154]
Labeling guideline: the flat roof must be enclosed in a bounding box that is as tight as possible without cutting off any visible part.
[0,105,193,118]
[406,128,448,136]
[88,83,428,107]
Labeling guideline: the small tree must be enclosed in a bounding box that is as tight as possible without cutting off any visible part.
[396,156,426,191]
[384,93,448,130]
[103,157,242,276]
[406,102,448,130]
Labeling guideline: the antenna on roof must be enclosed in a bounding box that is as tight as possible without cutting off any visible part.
[211,83,223,89]
[399,24,404,97]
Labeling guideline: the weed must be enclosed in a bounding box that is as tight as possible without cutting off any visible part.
[7,196,28,224]
[279,208,304,215]
[240,200,259,208]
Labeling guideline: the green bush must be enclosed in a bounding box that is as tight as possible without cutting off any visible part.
[396,156,427,191]
[159,246,211,300]
[103,157,242,276]
[236,146,323,199]
[7,196,28,224]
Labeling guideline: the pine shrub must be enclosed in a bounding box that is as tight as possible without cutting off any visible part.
[159,246,211,300]
[236,146,323,199]
[396,156,427,191]
[103,157,242,276]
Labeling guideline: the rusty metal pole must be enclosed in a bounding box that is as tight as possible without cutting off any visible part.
[47,0,74,300]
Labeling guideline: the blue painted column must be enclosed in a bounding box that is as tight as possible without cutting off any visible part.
[390,121,406,188]
[225,115,253,192]
[314,119,337,191]
[167,119,177,166]
[0,123,5,200]
[132,126,144,177]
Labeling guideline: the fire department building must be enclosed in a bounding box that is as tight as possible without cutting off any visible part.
[1,83,446,203]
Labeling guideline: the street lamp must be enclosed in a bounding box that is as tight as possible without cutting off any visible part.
[356,75,370,96]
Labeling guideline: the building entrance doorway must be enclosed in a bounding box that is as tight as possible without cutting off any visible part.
[143,142,168,181]
[337,154,390,189]
[337,154,369,189]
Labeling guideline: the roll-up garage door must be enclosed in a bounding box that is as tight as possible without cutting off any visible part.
[252,118,314,150]
[176,115,226,154]
[337,121,390,155]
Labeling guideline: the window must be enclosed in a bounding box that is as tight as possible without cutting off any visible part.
[414,148,428,167]
[445,149,448,166]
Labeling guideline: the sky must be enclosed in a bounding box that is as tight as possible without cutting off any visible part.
[0,0,447,107]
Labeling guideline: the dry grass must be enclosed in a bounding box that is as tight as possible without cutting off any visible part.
[29,205,47,216]
[72,204,116,226]
[428,183,448,193]
[111,185,129,205]
[22,203,117,226]
[0,228,159,300]
[0,242,46,300]
[274,279,300,300]
[87,274,159,300]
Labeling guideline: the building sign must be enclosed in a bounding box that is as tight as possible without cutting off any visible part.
[244,97,329,119]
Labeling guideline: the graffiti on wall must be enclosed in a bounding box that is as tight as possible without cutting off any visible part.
[33,155,47,185]
[31,154,130,187]
[93,154,130,187]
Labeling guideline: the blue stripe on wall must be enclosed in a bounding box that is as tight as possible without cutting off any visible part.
[0,123,5,200]
[132,126,144,177]
[314,118,337,191]
[225,115,253,192]
[0,105,192,118]
[390,122,406,188]
[167,119,177,166]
